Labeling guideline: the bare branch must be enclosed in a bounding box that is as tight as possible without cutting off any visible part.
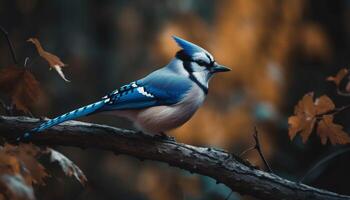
[300,147,350,183]
[0,26,19,65]
[0,115,349,200]
[253,127,273,173]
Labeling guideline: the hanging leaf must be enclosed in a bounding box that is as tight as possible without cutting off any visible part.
[45,148,87,185]
[317,115,350,145]
[0,66,43,113]
[27,38,70,82]
[287,93,347,145]
[0,143,50,200]
[314,95,335,115]
[2,144,48,186]
[288,93,316,142]
[326,68,348,87]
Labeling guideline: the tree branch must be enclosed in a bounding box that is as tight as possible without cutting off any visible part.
[0,115,349,200]
[0,26,19,65]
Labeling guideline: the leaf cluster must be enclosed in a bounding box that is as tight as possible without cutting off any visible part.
[288,68,350,145]
[0,144,86,200]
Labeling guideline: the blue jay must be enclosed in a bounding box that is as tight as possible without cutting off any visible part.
[19,36,230,140]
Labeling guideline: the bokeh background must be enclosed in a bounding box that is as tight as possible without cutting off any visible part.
[1,0,350,199]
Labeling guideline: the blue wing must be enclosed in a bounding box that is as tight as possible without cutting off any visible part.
[101,68,193,111]
[19,68,193,140]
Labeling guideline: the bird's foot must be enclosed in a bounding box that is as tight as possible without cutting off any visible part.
[154,132,176,141]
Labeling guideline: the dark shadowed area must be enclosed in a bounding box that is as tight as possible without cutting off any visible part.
[0,0,350,200]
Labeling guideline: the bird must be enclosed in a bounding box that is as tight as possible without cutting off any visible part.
[19,36,230,141]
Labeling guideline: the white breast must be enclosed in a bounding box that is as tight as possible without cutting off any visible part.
[133,84,206,134]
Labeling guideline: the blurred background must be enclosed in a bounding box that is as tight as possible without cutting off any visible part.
[0,0,350,199]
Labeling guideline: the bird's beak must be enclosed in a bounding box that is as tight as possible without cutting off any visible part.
[211,63,231,73]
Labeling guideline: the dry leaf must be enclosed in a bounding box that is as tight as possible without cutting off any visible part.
[288,93,316,142]
[27,38,70,82]
[0,66,43,113]
[3,144,48,186]
[0,143,50,200]
[326,68,348,86]
[46,148,87,185]
[314,95,335,115]
[317,115,350,145]
[288,93,339,144]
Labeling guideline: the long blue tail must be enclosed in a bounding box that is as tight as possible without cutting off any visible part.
[19,100,106,140]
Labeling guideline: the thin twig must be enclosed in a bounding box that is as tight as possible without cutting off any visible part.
[299,147,350,183]
[239,127,273,172]
[336,88,350,97]
[239,145,256,157]
[0,25,18,64]
[26,55,39,68]
[332,104,350,115]
[315,104,350,120]
[253,127,273,173]
[24,57,30,67]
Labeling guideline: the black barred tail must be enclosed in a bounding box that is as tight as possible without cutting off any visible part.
[19,100,106,141]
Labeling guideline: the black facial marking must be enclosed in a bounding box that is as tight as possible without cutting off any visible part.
[175,50,191,61]
[182,60,208,94]
[176,50,215,70]
[205,53,215,66]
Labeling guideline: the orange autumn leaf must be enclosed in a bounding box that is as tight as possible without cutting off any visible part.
[27,38,70,82]
[314,95,335,114]
[288,115,315,143]
[0,143,50,200]
[326,68,348,86]
[3,144,48,185]
[317,115,350,145]
[288,93,336,143]
[0,66,43,113]
[288,93,316,142]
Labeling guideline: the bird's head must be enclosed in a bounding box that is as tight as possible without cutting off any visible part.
[173,36,230,74]
[171,36,230,92]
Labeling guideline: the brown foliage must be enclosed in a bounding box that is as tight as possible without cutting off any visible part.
[288,93,350,145]
[0,66,42,113]
[27,38,70,82]
[0,144,87,199]
[327,68,348,87]
[317,115,350,145]
[44,148,87,185]
[0,144,47,200]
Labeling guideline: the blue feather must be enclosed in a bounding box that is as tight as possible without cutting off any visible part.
[102,68,193,110]
[19,100,106,140]
[19,67,193,141]
[19,44,200,141]
[172,35,207,56]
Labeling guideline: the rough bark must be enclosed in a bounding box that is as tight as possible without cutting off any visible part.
[0,115,349,200]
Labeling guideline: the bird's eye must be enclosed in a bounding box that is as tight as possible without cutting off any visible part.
[195,60,207,66]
